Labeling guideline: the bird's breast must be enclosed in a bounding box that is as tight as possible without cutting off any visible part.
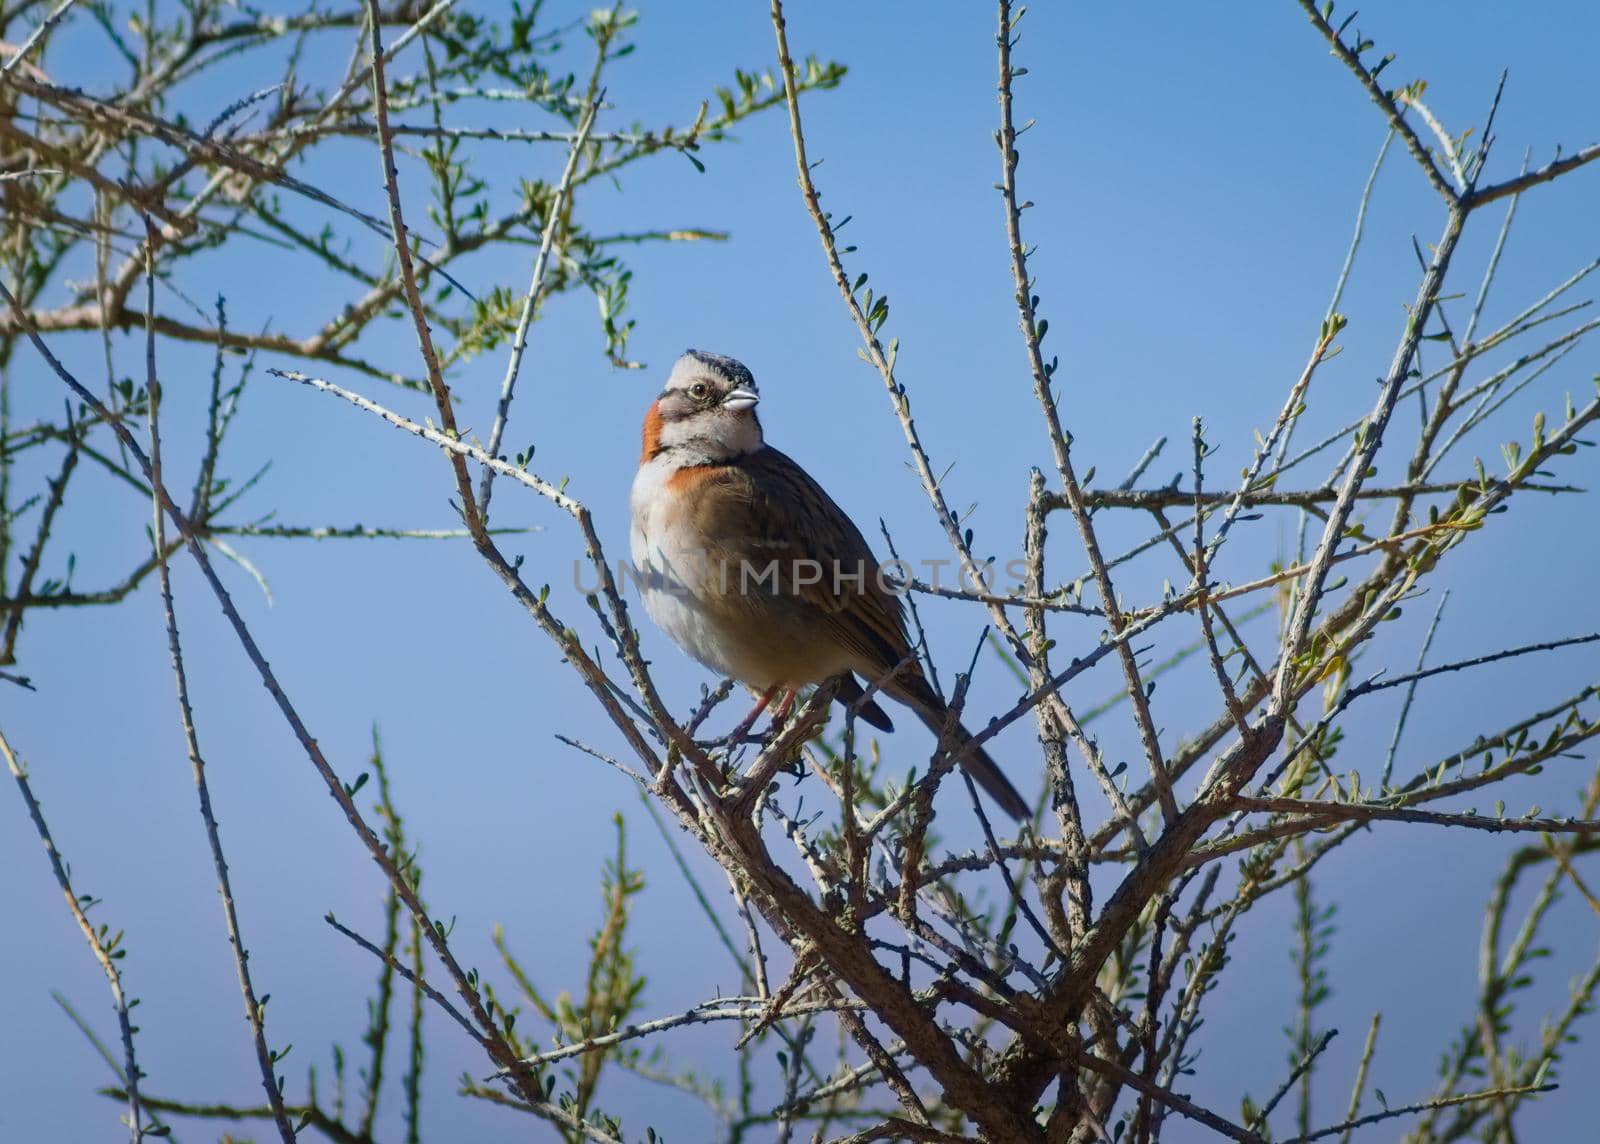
[628,458,851,688]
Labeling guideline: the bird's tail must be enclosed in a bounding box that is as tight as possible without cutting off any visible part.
[889,675,1030,821]
[833,673,895,732]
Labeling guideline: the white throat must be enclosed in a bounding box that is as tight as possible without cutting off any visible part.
[654,414,763,463]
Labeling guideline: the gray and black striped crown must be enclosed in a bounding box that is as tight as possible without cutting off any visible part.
[683,349,758,393]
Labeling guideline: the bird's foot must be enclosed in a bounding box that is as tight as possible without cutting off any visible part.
[695,729,767,750]
[697,685,795,750]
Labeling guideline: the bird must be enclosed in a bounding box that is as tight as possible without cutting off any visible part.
[629,349,1029,821]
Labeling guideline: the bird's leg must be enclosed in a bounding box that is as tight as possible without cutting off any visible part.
[752,694,796,748]
[768,688,798,730]
[705,684,779,747]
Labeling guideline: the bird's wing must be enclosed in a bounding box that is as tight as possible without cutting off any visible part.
[685,446,914,675]
[681,449,1031,821]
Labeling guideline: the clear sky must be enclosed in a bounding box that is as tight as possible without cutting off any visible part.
[2,2,1598,1141]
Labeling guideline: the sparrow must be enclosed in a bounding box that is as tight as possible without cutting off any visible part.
[629,349,1029,821]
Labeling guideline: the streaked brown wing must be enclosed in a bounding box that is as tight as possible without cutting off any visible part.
[684,446,913,674]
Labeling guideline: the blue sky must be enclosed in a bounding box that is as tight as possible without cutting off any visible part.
[2,2,1598,1140]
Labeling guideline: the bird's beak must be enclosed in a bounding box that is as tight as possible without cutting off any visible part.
[721,386,760,413]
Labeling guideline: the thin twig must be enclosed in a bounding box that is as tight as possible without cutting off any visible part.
[1344,631,1600,707]
[1337,1014,1381,1144]
[1471,142,1600,208]
[477,94,600,515]
[1,727,145,1141]
[1233,796,1600,837]
[144,252,293,1140]
[1380,591,1449,786]
[324,914,480,1043]
[0,0,80,77]
[1286,1082,1555,1142]
[1254,1029,1338,1131]
[1295,1,1456,203]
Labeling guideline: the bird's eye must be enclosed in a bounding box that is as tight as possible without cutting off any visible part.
[688,382,710,401]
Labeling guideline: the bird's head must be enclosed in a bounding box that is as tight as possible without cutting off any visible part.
[641,349,764,464]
